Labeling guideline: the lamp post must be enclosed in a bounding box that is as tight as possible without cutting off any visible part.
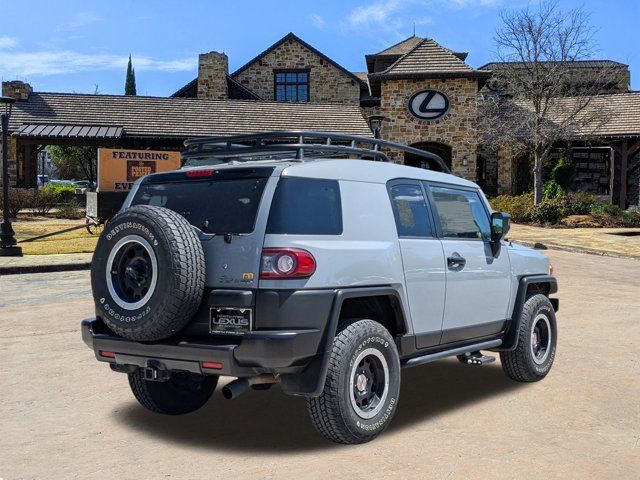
[0,95,22,256]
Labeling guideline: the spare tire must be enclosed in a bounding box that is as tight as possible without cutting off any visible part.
[91,205,205,341]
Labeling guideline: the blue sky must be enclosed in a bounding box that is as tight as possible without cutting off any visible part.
[1,0,637,96]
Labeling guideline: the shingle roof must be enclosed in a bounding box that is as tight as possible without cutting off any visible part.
[502,92,640,138]
[479,60,628,71]
[371,36,424,56]
[370,38,490,79]
[561,92,640,137]
[8,92,372,138]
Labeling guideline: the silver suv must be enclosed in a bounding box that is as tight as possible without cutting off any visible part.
[83,132,558,444]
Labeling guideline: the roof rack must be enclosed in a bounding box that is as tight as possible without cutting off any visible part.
[182,131,449,173]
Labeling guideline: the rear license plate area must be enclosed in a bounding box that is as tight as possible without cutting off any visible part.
[210,307,252,335]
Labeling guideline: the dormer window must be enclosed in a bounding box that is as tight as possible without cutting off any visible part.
[274,70,309,102]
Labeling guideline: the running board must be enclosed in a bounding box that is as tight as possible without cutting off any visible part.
[402,339,502,368]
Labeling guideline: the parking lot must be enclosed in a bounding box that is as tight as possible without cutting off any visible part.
[1,249,638,479]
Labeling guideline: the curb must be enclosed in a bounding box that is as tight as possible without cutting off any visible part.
[511,239,640,261]
[0,262,91,276]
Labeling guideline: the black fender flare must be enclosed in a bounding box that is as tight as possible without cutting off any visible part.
[496,274,558,351]
[279,286,407,397]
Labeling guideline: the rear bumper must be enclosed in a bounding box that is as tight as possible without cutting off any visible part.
[81,317,322,378]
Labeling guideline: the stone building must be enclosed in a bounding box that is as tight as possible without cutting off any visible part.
[2,32,639,206]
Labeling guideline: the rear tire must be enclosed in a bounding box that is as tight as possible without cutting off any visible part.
[128,370,218,415]
[306,319,401,444]
[501,294,557,382]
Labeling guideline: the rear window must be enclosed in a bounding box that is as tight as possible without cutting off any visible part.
[266,177,342,235]
[131,177,268,234]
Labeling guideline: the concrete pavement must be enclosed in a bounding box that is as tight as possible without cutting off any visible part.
[0,249,638,479]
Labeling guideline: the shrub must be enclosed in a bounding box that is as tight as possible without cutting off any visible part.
[563,192,595,216]
[622,210,640,227]
[32,188,58,215]
[591,201,622,217]
[489,192,534,223]
[0,188,34,218]
[529,198,566,225]
[53,199,84,219]
[42,184,76,203]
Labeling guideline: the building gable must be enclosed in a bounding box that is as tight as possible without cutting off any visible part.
[231,32,363,104]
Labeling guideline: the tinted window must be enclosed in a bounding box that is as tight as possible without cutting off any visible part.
[429,186,490,239]
[274,70,310,102]
[131,178,268,234]
[389,184,433,237]
[267,178,342,235]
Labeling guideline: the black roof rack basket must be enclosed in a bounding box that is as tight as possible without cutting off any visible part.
[182,131,449,173]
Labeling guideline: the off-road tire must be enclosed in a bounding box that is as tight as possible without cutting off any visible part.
[501,294,557,382]
[128,370,218,415]
[91,205,205,341]
[306,319,401,445]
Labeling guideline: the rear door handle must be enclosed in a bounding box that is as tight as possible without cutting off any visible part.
[447,254,466,269]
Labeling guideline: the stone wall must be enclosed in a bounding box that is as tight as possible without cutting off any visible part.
[197,52,228,100]
[378,77,479,180]
[0,137,18,187]
[233,38,360,104]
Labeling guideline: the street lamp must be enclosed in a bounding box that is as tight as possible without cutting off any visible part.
[0,95,22,256]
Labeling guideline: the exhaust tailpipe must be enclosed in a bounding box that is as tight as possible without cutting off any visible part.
[222,378,251,400]
[221,374,278,400]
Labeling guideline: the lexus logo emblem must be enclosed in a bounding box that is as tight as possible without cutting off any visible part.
[408,89,450,121]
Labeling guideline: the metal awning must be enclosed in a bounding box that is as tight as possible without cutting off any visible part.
[13,124,124,139]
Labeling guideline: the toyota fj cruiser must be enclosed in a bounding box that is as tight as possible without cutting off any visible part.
[83,132,558,444]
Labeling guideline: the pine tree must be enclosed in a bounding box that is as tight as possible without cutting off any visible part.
[125,55,137,96]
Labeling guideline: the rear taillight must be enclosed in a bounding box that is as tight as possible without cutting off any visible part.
[260,248,316,279]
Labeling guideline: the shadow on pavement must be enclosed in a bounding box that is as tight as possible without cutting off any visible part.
[113,359,525,452]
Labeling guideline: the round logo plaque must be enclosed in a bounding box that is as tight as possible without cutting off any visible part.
[407,90,450,121]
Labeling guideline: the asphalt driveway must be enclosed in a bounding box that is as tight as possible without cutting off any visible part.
[0,249,638,479]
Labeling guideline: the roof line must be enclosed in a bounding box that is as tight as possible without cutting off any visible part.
[230,32,367,87]
[478,59,629,70]
[171,78,197,97]
[226,75,263,100]
[368,35,420,56]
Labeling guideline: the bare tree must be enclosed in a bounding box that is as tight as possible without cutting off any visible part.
[479,0,614,204]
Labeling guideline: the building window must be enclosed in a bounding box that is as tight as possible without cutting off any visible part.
[274,71,309,102]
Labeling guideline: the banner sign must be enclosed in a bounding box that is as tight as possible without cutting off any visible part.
[97,148,181,192]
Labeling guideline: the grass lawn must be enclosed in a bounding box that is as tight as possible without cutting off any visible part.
[12,215,99,255]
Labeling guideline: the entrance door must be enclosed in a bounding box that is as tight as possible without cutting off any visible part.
[405,142,452,171]
[388,181,446,349]
[426,184,511,344]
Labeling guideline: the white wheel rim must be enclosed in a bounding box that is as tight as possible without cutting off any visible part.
[106,234,158,310]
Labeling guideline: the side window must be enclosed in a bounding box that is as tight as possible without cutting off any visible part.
[429,186,490,239]
[389,184,433,237]
[266,177,342,234]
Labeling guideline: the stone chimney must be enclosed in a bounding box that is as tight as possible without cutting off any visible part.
[197,52,228,100]
[2,80,32,100]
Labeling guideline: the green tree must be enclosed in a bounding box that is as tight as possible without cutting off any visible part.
[49,146,97,185]
[125,54,137,96]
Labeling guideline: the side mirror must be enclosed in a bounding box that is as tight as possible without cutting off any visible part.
[490,212,511,243]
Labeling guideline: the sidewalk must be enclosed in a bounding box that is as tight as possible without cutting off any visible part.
[509,224,640,259]
[0,252,92,275]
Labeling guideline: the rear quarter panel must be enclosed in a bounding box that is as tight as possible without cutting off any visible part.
[259,180,411,329]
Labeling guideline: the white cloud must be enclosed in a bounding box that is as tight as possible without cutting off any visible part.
[0,50,195,77]
[0,36,18,49]
[309,13,326,29]
[346,0,403,28]
[55,11,101,32]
